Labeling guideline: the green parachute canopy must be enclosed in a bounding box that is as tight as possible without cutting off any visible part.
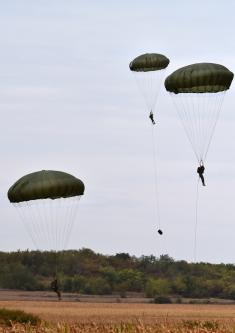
[8,170,85,203]
[165,63,234,94]
[129,53,170,72]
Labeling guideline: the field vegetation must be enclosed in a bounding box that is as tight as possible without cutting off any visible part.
[0,303,235,332]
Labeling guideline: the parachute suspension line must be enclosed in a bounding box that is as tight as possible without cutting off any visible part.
[193,177,200,262]
[43,201,53,249]
[55,200,60,251]
[59,199,70,249]
[171,92,226,164]
[182,93,204,163]
[151,125,161,230]
[196,94,204,162]
[203,92,226,162]
[171,94,200,163]
[179,93,200,162]
[65,198,78,245]
[133,69,166,116]
[14,203,38,250]
[200,92,211,162]
[26,201,46,249]
[54,251,58,277]
[60,198,74,250]
[37,200,51,251]
[64,197,81,250]
[21,202,38,247]
[13,198,81,256]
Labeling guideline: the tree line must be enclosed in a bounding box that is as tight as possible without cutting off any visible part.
[0,249,235,300]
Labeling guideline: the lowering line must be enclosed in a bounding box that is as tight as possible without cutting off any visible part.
[193,177,200,262]
[150,113,162,236]
[194,158,207,261]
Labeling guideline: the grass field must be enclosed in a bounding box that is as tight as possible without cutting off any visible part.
[1,302,235,332]
[1,301,235,323]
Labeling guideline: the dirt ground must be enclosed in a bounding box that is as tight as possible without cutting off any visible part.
[0,290,149,303]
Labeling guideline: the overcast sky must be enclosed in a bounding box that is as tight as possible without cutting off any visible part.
[1,1,235,263]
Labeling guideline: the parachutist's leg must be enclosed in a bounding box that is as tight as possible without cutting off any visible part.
[149,112,156,125]
[150,117,155,125]
[56,290,62,301]
[200,174,205,186]
[201,175,205,186]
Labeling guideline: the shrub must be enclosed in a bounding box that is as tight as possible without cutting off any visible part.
[0,308,40,326]
[153,296,172,304]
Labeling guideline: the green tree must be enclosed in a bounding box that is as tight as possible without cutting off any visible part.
[145,278,171,297]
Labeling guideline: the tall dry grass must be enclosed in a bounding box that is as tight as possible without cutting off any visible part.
[0,319,235,333]
[1,302,235,323]
[0,303,235,332]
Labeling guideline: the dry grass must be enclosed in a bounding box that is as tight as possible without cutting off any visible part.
[0,302,235,323]
[0,320,235,333]
[0,302,235,332]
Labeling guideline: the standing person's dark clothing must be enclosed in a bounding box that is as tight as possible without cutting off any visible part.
[149,111,156,125]
[51,278,61,301]
[197,165,206,186]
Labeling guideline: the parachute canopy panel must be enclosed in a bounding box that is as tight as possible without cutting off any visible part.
[129,53,170,72]
[165,63,234,94]
[8,170,85,203]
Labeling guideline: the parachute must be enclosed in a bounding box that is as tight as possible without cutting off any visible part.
[129,53,170,236]
[165,63,233,260]
[8,170,85,251]
[165,63,234,164]
[130,53,170,114]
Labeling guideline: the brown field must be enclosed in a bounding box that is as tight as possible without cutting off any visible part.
[1,291,235,332]
[1,301,235,323]
[0,301,235,332]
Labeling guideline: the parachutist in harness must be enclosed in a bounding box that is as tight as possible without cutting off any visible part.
[51,278,61,301]
[157,229,163,235]
[197,164,206,186]
[149,111,156,125]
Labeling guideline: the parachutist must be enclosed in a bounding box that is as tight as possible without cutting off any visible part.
[51,278,62,301]
[158,229,163,235]
[197,165,206,186]
[149,111,156,125]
